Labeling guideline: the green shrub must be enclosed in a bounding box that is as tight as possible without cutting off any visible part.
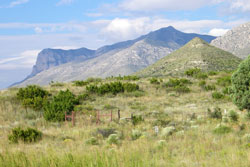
[217,76,231,87]
[131,130,142,140]
[17,85,48,111]
[8,127,42,143]
[131,115,144,126]
[73,80,89,87]
[185,68,201,77]
[85,137,99,145]
[50,82,64,87]
[86,77,102,83]
[195,73,208,79]
[213,124,232,134]
[107,134,119,145]
[174,85,191,94]
[231,56,250,111]
[110,75,140,81]
[199,80,206,87]
[229,110,239,122]
[208,71,218,76]
[166,78,191,87]
[208,107,222,119]
[150,78,160,84]
[204,85,216,91]
[222,87,231,95]
[86,82,139,95]
[212,92,224,99]
[43,90,79,122]
[77,93,90,101]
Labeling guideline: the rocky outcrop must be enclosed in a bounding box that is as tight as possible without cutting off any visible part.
[211,22,250,59]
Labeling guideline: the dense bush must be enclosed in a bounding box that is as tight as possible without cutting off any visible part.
[150,78,160,84]
[131,115,144,126]
[17,85,48,111]
[229,110,239,122]
[77,93,91,101]
[86,82,139,95]
[231,56,250,111]
[208,107,222,119]
[8,127,42,143]
[43,90,79,122]
[212,91,224,99]
[166,78,191,94]
[185,68,208,79]
[73,80,89,87]
[185,68,201,77]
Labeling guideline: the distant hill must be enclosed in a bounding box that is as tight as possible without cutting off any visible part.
[14,26,215,87]
[137,37,242,77]
[211,22,250,59]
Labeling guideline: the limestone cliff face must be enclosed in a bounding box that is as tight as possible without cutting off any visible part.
[16,26,216,87]
[211,22,250,59]
[30,48,96,77]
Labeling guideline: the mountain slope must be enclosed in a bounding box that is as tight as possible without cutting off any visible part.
[16,26,216,87]
[136,37,242,77]
[211,22,250,59]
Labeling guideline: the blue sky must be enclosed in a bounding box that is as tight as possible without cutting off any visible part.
[0,0,249,89]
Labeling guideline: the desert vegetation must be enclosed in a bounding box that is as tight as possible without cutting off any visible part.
[0,63,250,166]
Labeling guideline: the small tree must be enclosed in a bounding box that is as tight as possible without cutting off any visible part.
[231,56,250,112]
[17,85,48,111]
[43,89,79,122]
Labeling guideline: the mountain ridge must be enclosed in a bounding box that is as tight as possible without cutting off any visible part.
[13,26,216,87]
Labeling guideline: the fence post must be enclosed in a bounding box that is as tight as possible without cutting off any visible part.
[110,110,112,122]
[118,110,120,121]
[72,111,75,126]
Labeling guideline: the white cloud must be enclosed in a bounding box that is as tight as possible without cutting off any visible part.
[34,27,43,33]
[208,28,229,36]
[0,22,86,33]
[100,17,245,43]
[0,50,40,70]
[9,0,29,8]
[229,0,250,12]
[56,0,74,6]
[119,0,222,11]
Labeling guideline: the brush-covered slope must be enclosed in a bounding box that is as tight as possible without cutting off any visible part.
[137,37,242,77]
[211,22,250,59]
[16,27,215,87]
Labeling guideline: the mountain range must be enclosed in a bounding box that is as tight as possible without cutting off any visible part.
[15,26,216,86]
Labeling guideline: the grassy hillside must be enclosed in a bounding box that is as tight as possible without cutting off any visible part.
[0,72,250,167]
[137,38,242,77]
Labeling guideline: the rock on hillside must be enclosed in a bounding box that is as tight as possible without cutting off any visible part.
[211,22,250,59]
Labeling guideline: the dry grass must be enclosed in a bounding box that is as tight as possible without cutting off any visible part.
[0,73,249,166]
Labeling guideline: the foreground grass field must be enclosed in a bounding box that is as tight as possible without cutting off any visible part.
[0,72,249,167]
